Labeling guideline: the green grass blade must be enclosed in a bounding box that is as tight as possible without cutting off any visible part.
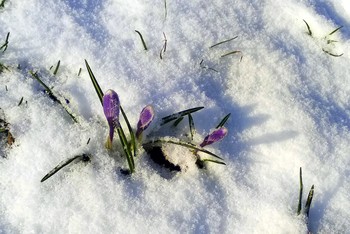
[0,0,7,8]
[143,139,225,161]
[164,0,167,20]
[173,116,184,127]
[161,106,204,125]
[41,155,84,182]
[216,113,231,128]
[117,127,135,173]
[78,68,82,76]
[209,36,238,49]
[120,105,136,157]
[322,49,343,57]
[53,60,61,75]
[200,158,226,165]
[135,30,148,50]
[303,19,312,36]
[18,97,24,106]
[297,167,303,215]
[221,50,241,58]
[328,26,343,36]
[29,71,78,123]
[0,32,9,52]
[188,113,195,141]
[85,60,103,105]
[304,185,314,217]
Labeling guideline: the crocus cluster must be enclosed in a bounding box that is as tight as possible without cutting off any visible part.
[102,89,155,149]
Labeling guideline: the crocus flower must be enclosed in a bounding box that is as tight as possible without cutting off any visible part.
[136,105,155,141]
[103,89,120,149]
[200,127,228,148]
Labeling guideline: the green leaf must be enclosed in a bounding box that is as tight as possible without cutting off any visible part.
[173,116,184,127]
[328,26,343,36]
[216,113,231,128]
[322,49,343,57]
[85,60,103,105]
[53,60,61,75]
[221,50,242,58]
[0,32,10,52]
[200,158,226,165]
[30,71,78,123]
[135,30,148,51]
[304,185,314,218]
[117,127,135,173]
[143,139,225,161]
[120,105,136,157]
[40,154,90,182]
[188,113,195,141]
[303,19,312,36]
[209,36,238,49]
[161,106,204,125]
[297,167,303,215]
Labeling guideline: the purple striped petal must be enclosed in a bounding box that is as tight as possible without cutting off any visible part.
[200,127,228,147]
[136,105,155,139]
[103,89,120,148]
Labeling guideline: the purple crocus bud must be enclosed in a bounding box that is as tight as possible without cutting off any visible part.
[103,89,120,149]
[136,105,155,141]
[200,127,228,147]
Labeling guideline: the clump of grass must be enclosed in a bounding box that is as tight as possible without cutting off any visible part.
[29,71,78,123]
[0,32,10,52]
[135,30,148,50]
[297,167,315,219]
[303,20,344,57]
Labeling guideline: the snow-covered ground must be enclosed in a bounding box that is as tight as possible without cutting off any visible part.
[1,0,350,233]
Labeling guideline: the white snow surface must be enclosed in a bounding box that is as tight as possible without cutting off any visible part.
[1,0,350,233]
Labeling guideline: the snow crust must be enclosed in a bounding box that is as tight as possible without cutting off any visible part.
[1,0,350,233]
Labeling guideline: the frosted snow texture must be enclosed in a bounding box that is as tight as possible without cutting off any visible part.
[1,0,350,233]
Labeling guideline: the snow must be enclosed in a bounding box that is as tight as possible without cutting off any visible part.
[1,0,350,233]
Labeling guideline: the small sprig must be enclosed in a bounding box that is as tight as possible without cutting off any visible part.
[0,32,10,52]
[135,30,148,51]
[210,36,238,49]
[160,32,167,59]
[303,20,312,36]
[160,106,204,125]
[297,167,315,218]
[40,154,91,183]
[53,60,61,75]
[85,60,135,173]
[29,71,78,123]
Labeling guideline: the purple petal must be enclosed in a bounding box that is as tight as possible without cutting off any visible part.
[103,89,120,147]
[200,127,228,147]
[136,105,155,138]
[103,89,120,127]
